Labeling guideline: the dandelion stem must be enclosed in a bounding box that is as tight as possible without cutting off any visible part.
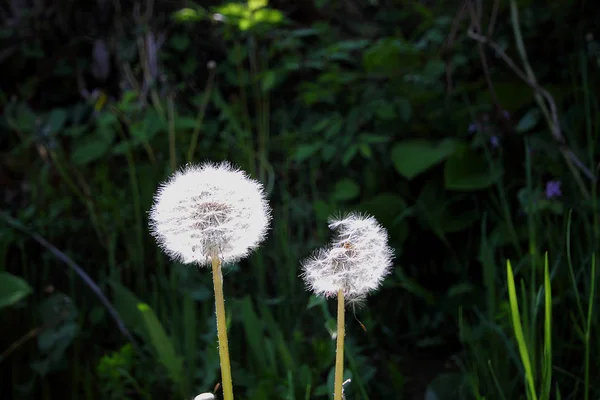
[334,289,345,400]
[211,255,234,400]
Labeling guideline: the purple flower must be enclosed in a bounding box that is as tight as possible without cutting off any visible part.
[490,135,500,148]
[468,123,479,134]
[545,180,561,199]
[502,110,510,119]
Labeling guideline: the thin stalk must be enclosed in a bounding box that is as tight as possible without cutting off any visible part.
[168,95,176,172]
[47,151,104,243]
[211,255,234,400]
[186,68,215,163]
[525,137,536,363]
[334,289,345,400]
[580,50,598,243]
[584,253,596,400]
[112,120,144,269]
[1,213,138,350]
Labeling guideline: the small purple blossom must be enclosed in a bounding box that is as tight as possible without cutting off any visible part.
[502,110,510,119]
[545,180,561,199]
[468,123,479,134]
[490,135,500,148]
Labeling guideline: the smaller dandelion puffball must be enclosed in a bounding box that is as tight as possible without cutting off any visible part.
[301,213,394,303]
[149,161,271,265]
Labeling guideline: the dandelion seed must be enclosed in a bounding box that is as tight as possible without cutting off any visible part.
[301,212,394,303]
[148,161,271,266]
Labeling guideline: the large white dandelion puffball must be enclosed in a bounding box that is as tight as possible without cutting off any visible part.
[149,161,272,265]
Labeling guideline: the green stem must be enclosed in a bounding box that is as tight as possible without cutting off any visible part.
[334,289,345,400]
[168,95,176,172]
[186,69,215,163]
[211,255,234,400]
[584,253,596,400]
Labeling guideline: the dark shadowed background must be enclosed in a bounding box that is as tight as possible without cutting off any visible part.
[1,0,600,399]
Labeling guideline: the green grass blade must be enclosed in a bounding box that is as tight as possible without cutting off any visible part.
[240,296,269,372]
[584,253,596,400]
[506,259,538,400]
[542,252,552,400]
[138,303,185,391]
[566,210,585,322]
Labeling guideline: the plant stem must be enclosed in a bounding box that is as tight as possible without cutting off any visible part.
[584,253,596,400]
[334,289,345,400]
[211,255,234,400]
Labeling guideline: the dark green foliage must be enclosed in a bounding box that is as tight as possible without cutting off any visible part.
[2,0,600,399]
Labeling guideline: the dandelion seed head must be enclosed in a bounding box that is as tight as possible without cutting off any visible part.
[301,213,394,302]
[149,161,271,266]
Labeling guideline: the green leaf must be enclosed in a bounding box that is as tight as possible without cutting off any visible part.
[248,0,268,11]
[239,297,268,372]
[46,109,68,134]
[108,281,148,339]
[64,125,87,137]
[444,147,502,190]
[130,111,165,141]
[424,372,463,400]
[293,142,322,162]
[71,137,112,165]
[332,178,360,201]
[252,8,283,25]
[307,295,326,310]
[374,101,396,120]
[138,303,184,387]
[38,322,78,353]
[359,143,372,158]
[0,272,32,309]
[313,200,332,222]
[111,140,137,155]
[261,70,277,92]
[391,139,459,180]
[169,34,190,51]
[172,7,206,22]
[516,109,541,133]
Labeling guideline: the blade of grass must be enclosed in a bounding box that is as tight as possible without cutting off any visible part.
[240,296,268,372]
[506,259,538,400]
[541,252,552,400]
[566,210,585,322]
[138,303,185,395]
[584,253,596,400]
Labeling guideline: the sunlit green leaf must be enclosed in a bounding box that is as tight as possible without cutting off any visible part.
[0,272,32,309]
